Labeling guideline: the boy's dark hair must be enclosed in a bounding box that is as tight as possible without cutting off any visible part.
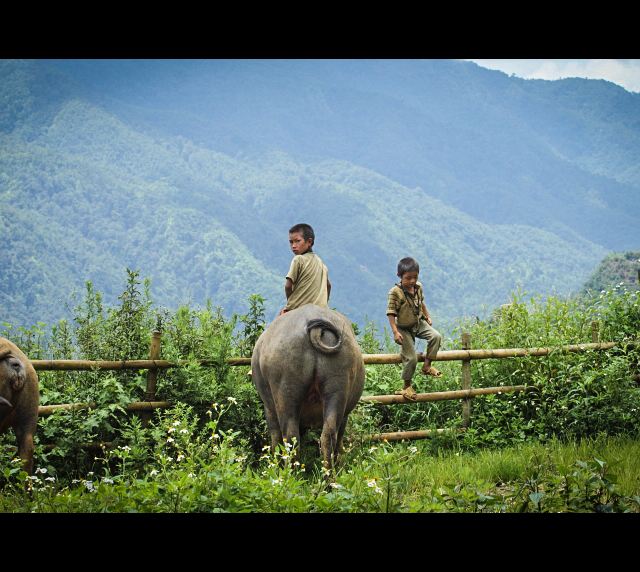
[397,257,420,277]
[289,223,315,246]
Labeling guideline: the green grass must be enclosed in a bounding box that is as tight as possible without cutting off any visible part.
[3,414,639,513]
[342,434,640,512]
[394,435,640,496]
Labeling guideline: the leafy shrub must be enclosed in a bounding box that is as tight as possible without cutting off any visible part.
[1,271,639,510]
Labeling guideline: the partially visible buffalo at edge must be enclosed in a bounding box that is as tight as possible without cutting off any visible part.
[0,337,39,474]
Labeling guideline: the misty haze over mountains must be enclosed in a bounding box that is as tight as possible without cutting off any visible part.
[1,59,638,333]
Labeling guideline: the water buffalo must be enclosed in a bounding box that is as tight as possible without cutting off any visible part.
[0,337,39,474]
[251,305,365,469]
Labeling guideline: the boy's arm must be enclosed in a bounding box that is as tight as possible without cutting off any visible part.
[285,277,294,300]
[421,301,432,325]
[282,256,299,312]
[387,313,403,344]
[386,288,403,344]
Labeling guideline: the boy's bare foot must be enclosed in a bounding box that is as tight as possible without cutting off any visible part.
[421,366,442,377]
[395,386,418,401]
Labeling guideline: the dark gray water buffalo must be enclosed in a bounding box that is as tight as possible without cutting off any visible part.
[0,337,39,474]
[251,305,365,468]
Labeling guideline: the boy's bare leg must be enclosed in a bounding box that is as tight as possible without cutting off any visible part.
[396,329,418,400]
[416,321,443,377]
[421,358,441,376]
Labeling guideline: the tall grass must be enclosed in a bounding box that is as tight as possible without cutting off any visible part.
[1,271,639,511]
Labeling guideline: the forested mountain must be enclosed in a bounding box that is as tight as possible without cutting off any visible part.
[1,59,637,334]
[583,251,640,293]
[42,59,640,250]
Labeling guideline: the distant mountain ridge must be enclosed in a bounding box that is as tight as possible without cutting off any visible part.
[1,58,635,333]
[41,59,640,250]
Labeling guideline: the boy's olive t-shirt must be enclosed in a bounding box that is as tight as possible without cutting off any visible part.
[285,252,329,310]
[386,281,425,328]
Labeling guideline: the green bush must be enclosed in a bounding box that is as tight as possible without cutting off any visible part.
[1,271,639,511]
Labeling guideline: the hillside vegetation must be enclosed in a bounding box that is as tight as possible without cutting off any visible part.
[1,273,638,512]
[2,59,639,331]
[583,251,640,293]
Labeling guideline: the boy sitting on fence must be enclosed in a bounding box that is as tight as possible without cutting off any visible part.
[386,257,443,401]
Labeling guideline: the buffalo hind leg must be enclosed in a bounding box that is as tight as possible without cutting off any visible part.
[334,416,349,465]
[320,396,346,472]
[281,417,301,459]
[251,367,283,452]
[14,425,35,475]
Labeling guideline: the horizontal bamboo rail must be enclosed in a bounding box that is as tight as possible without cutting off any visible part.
[29,341,623,371]
[30,358,251,370]
[38,401,171,416]
[28,330,634,441]
[360,384,531,405]
[36,387,529,416]
[370,428,464,442]
[362,341,619,364]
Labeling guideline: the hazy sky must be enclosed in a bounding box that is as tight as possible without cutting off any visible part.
[465,59,640,93]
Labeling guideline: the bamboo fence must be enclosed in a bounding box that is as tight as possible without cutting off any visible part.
[27,321,634,442]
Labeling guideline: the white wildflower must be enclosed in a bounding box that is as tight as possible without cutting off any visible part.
[45,476,56,483]
[167,437,175,443]
[179,428,189,434]
[177,453,185,462]
[35,467,47,474]
[150,469,159,477]
[366,479,383,495]
[227,396,238,404]
[168,427,176,433]
[329,482,342,489]
[409,446,418,455]
[102,478,114,484]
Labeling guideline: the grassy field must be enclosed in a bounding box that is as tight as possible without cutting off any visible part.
[2,279,639,513]
[3,414,639,513]
[373,434,640,512]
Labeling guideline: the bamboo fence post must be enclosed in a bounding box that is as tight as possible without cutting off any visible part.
[461,332,472,428]
[591,321,600,343]
[141,330,162,427]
